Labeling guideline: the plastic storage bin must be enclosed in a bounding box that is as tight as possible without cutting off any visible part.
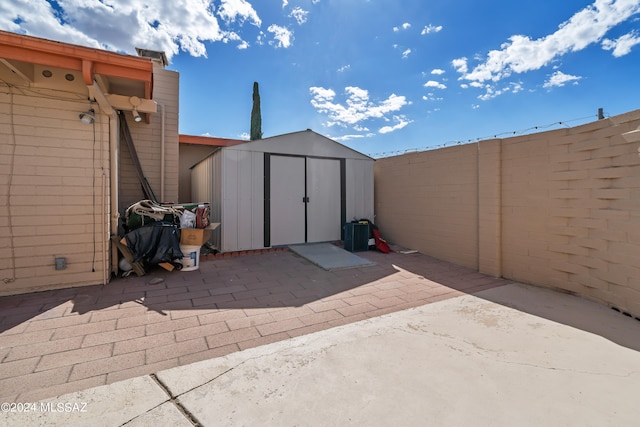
[344,222,369,252]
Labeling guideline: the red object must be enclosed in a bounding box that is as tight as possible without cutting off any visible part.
[195,206,210,228]
[372,228,390,253]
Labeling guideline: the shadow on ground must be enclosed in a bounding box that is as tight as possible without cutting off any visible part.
[1,248,639,354]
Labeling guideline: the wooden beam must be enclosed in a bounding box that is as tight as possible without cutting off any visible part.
[0,58,34,82]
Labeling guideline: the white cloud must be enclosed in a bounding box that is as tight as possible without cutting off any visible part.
[268,24,293,48]
[0,0,262,59]
[393,22,411,32]
[337,64,351,72]
[333,133,374,142]
[458,0,640,83]
[424,80,447,90]
[431,69,445,75]
[510,81,524,93]
[309,87,336,100]
[353,124,370,132]
[451,57,468,74]
[289,7,309,25]
[602,30,640,56]
[282,0,288,8]
[423,94,443,101]
[543,71,582,88]
[421,24,443,35]
[309,86,408,127]
[478,86,501,101]
[477,81,528,100]
[402,48,412,59]
[379,115,412,134]
[218,0,261,26]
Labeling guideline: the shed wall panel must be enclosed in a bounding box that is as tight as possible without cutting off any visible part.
[221,150,239,252]
[250,152,265,249]
[237,150,253,250]
[346,158,375,222]
[190,150,221,250]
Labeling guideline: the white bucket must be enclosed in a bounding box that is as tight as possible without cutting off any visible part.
[179,244,201,271]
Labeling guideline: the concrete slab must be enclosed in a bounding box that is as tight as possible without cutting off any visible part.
[289,243,375,270]
[162,283,640,426]
[3,283,639,426]
[124,402,193,427]
[0,376,168,427]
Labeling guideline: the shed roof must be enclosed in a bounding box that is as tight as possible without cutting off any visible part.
[225,129,374,161]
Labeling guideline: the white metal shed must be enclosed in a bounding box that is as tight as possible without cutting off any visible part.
[190,130,374,252]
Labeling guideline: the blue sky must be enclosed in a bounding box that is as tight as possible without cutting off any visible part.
[2,1,640,157]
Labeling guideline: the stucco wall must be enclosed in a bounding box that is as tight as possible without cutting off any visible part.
[0,93,110,295]
[178,144,215,203]
[375,110,640,317]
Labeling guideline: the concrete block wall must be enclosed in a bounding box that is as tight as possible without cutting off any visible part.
[0,93,110,295]
[374,144,479,269]
[375,109,640,317]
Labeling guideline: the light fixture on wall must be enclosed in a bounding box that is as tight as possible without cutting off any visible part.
[79,108,95,124]
[129,96,143,122]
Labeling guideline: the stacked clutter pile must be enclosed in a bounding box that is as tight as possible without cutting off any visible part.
[114,200,215,276]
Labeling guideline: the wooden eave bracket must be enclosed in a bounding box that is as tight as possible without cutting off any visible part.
[0,58,34,82]
[105,93,157,114]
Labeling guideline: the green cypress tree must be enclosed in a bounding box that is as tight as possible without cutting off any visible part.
[250,82,262,140]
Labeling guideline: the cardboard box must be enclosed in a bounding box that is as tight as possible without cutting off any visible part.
[180,223,219,246]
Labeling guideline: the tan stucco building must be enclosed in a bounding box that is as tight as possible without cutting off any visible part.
[0,31,179,296]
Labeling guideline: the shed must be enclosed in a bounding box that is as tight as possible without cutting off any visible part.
[190,130,374,252]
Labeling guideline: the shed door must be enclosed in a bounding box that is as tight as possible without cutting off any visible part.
[269,156,306,246]
[267,155,344,247]
[307,158,341,242]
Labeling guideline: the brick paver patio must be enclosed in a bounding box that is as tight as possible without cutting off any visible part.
[0,247,510,402]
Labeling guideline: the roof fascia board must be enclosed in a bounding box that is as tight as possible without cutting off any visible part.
[0,31,153,94]
[179,134,248,147]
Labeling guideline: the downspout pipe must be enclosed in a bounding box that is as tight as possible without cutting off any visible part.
[88,82,119,276]
[158,102,165,202]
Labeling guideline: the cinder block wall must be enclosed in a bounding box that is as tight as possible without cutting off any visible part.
[375,109,640,316]
[374,144,479,269]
